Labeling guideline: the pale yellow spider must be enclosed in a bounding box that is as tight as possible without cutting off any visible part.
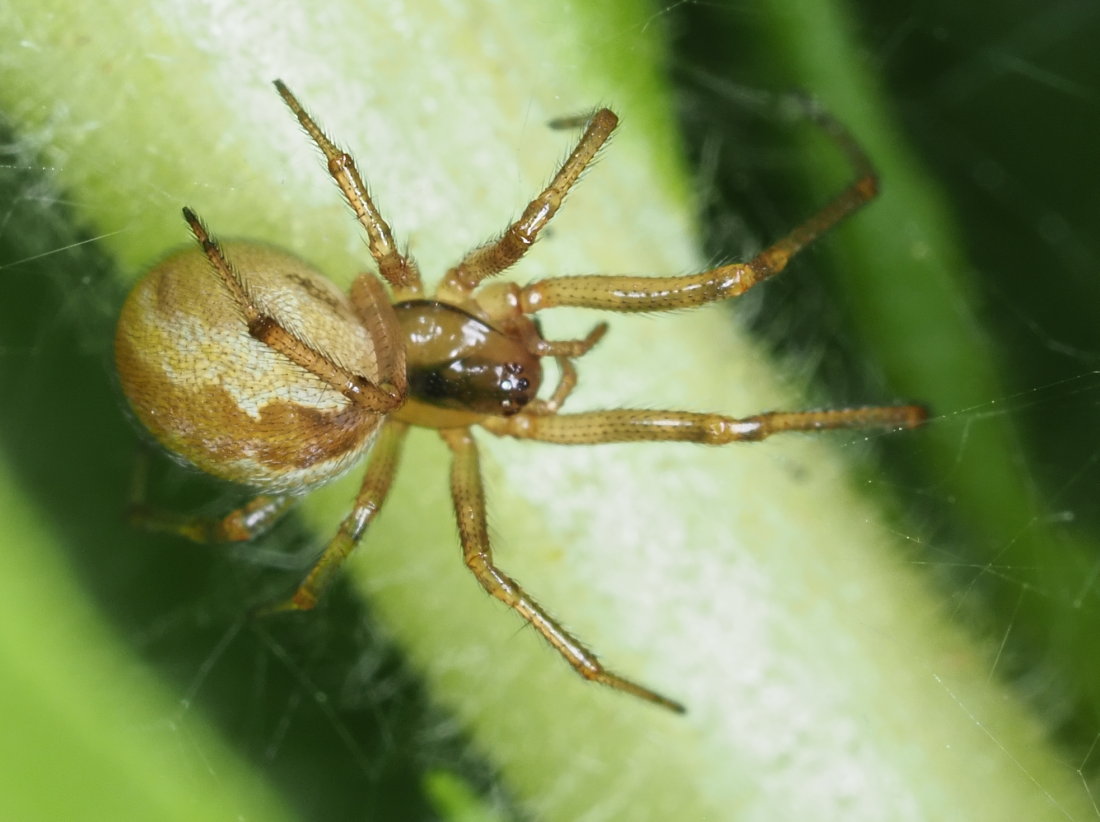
[115,81,925,713]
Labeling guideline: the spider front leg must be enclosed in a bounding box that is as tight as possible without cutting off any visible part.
[439,426,685,713]
[479,405,927,444]
[436,108,619,302]
[477,101,877,316]
[261,421,409,614]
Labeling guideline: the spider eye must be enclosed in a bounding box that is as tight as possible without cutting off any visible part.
[412,358,537,415]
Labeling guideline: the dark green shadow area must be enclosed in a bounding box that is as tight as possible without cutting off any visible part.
[0,125,520,822]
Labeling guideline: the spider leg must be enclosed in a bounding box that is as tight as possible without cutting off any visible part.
[437,109,619,302]
[525,321,609,359]
[260,420,409,614]
[477,102,876,316]
[511,321,608,414]
[274,80,422,297]
[526,357,578,416]
[182,208,405,413]
[480,405,927,444]
[440,426,685,713]
[126,442,295,541]
[128,494,295,543]
[350,270,408,397]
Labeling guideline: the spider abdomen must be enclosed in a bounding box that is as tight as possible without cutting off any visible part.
[115,242,385,493]
[393,299,542,429]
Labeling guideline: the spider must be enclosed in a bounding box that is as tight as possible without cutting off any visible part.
[115,80,925,714]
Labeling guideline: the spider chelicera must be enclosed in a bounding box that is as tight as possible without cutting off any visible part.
[115,80,925,713]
